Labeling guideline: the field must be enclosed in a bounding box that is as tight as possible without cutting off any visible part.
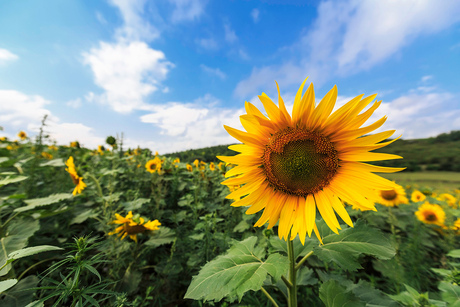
[1,134,460,306]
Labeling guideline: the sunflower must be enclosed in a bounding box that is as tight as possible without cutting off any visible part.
[41,152,53,160]
[18,131,27,140]
[173,158,180,167]
[209,162,216,171]
[108,211,161,242]
[411,190,426,203]
[218,78,403,242]
[193,159,199,168]
[415,202,445,226]
[97,145,105,155]
[376,184,408,207]
[437,193,457,208]
[145,157,162,173]
[186,164,193,172]
[65,156,87,195]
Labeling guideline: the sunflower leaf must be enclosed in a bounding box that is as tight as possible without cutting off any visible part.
[439,282,460,306]
[14,193,73,212]
[319,280,365,307]
[313,219,395,271]
[184,236,289,302]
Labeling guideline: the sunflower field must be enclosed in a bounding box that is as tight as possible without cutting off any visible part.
[0,131,460,307]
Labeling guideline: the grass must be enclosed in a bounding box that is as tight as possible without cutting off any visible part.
[381,171,460,190]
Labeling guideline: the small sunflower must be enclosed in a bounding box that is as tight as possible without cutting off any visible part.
[209,162,216,171]
[411,190,426,203]
[218,78,403,242]
[186,164,193,172]
[145,157,162,173]
[65,156,87,195]
[0,137,7,141]
[173,158,180,167]
[415,202,446,226]
[41,152,53,160]
[437,193,457,208]
[70,141,80,148]
[108,211,161,242]
[98,145,105,155]
[18,131,27,140]
[48,145,58,151]
[193,159,199,168]
[376,184,408,207]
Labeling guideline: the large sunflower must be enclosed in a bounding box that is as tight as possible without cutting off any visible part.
[218,78,403,242]
[65,156,87,195]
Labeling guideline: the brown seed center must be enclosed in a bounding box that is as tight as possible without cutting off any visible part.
[425,212,437,222]
[262,128,339,197]
[381,190,397,201]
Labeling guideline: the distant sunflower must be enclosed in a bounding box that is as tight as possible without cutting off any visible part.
[376,184,408,207]
[415,202,445,226]
[218,78,403,242]
[97,145,105,155]
[18,131,27,140]
[145,157,162,173]
[108,211,161,242]
[173,158,180,167]
[193,159,199,168]
[70,141,80,148]
[41,152,53,160]
[411,190,426,203]
[65,156,87,195]
[209,162,216,171]
[437,193,457,208]
[186,164,193,172]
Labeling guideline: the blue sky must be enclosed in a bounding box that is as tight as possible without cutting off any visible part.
[1,0,459,153]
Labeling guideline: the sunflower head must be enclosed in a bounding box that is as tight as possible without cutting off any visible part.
[106,136,116,146]
[145,157,162,173]
[376,184,408,207]
[209,162,216,171]
[411,190,426,203]
[108,211,161,242]
[41,152,53,160]
[415,202,446,226]
[70,141,80,148]
[65,156,86,195]
[193,159,199,168]
[218,78,403,242]
[186,164,193,172]
[437,193,457,208]
[18,131,27,140]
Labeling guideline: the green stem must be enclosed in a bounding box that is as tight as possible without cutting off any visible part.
[261,286,279,307]
[287,236,297,307]
[295,251,314,271]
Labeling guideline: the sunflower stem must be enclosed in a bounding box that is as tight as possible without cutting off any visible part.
[281,275,293,288]
[261,286,279,307]
[287,235,297,307]
[295,250,314,271]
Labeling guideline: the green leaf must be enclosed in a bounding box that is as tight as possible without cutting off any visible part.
[14,193,73,212]
[0,176,28,187]
[124,198,149,211]
[7,245,63,261]
[83,264,102,282]
[448,250,460,258]
[0,219,40,276]
[439,282,460,306]
[0,279,17,293]
[184,236,289,302]
[0,275,39,306]
[39,158,64,167]
[269,234,317,260]
[145,227,175,247]
[319,280,365,307]
[313,219,395,271]
[0,157,9,164]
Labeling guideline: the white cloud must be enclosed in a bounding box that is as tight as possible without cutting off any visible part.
[169,0,206,23]
[66,98,82,109]
[421,75,433,82]
[83,41,173,113]
[200,64,226,80]
[47,122,105,148]
[224,23,237,43]
[251,8,260,23]
[0,48,18,64]
[109,0,159,42]
[139,94,243,153]
[235,0,460,97]
[196,37,218,50]
[0,90,54,131]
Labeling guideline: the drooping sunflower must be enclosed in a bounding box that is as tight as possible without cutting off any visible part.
[411,190,426,203]
[415,202,446,226]
[186,163,193,172]
[145,157,162,173]
[218,78,403,242]
[65,156,87,195]
[108,211,161,242]
[18,131,27,140]
[375,184,408,207]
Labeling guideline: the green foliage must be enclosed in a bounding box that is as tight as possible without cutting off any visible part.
[313,220,396,271]
[185,236,289,302]
[319,280,364,307]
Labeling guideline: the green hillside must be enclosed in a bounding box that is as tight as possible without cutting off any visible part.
[166,131,460,172]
